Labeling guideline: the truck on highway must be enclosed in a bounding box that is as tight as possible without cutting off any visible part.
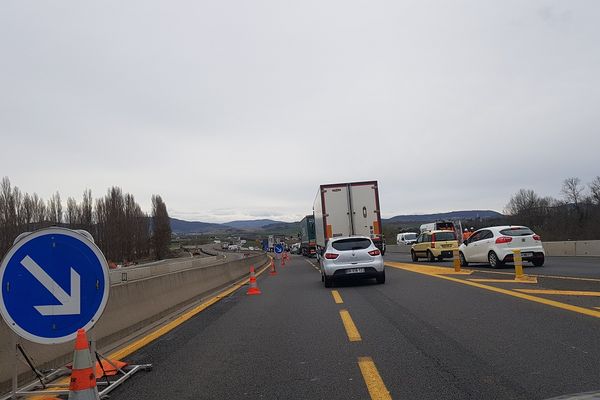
[313,180,385,255]
[299,214,317,257]
[267,235,275,252]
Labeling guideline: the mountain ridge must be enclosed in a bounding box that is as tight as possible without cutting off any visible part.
[170,209,503,234]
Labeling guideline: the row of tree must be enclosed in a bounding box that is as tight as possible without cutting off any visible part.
[500,176,600,241]
[0,177,172,263]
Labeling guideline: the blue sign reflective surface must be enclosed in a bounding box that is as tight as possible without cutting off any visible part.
[0,228,109,344]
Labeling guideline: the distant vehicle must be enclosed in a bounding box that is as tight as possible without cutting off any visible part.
[459,226,545,268]
[300,214,317,257]
[214,240,221,244]
[313,181,385,255]
[290,243,301,254]
[411,230,458,262]
[221,243,229,250]
[268,235,275,252]
[397,232,418,245]
[227,244,239,251]
[319,236,385,287]
[420,221,456,234]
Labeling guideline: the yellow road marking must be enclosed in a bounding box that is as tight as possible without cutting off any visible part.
[469,277,538,284]
[396,263,473,276]
[27,259,272,399]
[331,290,344,304]
[514,289,600,297]
[110,260,271,360]
[339,309,362,341]
[386,262,600,320]
[358,357,392,400]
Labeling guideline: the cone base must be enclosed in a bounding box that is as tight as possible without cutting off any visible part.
[246,288,262,295]
[269,271,277,276]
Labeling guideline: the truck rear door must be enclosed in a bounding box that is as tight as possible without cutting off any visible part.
[349,182,381,240]
[322,185,352,239]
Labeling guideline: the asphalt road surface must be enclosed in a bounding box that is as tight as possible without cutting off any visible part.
[110,255,600,400]
[386,250,600,279]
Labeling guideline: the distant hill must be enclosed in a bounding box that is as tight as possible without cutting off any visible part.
[169,218,229,234]
[222,219,281,230]
[384,210,503,224]
[170,210,504,235]
[170,217,297,235]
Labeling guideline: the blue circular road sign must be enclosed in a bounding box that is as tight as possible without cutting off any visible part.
[274,244,284,254]
[0,228,109,344]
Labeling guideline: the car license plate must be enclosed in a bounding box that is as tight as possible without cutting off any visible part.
[521,252,533,257]
[347,268,365,274]
[442,244,452,248]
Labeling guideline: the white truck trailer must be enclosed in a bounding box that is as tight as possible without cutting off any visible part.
[313,181,385,255]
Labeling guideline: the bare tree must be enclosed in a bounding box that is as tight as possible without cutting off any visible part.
[47,191,63,224]
[80,189,93,232]
[589,176,600,205]
[66,197,80,225]
[504,189,549,216]
[151,195,171,260]
[561,177,584,207]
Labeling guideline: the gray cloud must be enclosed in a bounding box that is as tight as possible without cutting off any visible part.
[1,0,599,222]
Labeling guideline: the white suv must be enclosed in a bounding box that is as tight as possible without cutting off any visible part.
[320,236,385,287]
[458,226,545,268]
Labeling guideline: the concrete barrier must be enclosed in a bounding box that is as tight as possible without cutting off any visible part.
[543,240,600,257]
[0,253,268,394]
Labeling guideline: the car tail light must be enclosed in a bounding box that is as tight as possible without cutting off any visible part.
[495,236,512,244]
[533,234,541,241]
[324,253,339,259]
[368,249,381,256]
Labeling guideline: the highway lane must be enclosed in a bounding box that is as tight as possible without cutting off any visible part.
[385,251,600,279]
[109,255,600,400]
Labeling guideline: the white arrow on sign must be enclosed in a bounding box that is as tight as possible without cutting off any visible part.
[20,255,81,316]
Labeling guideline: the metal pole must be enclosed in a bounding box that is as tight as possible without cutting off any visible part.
[11,334,18,399]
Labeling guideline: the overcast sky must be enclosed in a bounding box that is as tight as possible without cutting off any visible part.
[1,1,599,222]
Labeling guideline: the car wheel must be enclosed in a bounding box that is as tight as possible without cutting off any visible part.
[459,252,469,267]
[324,275,332,288]
[427,250,436,262]
[411,250,418,262]
[376,270,385,284]
[532,256,545,267]
[488,251,503,269]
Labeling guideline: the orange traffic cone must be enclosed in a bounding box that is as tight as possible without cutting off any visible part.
[246,265,262,295]
[68,329,100,400]
[269,258,277,276]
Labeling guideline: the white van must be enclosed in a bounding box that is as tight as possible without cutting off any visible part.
[396,232,418,245]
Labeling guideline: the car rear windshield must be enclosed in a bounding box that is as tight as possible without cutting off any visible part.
[433,232,456,241]
[331,238,372,251]
[404,233,417,240]
[500,227,534,236]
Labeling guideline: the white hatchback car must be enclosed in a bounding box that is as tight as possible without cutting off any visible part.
[320,236,385,287]
[458,226,545,268]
